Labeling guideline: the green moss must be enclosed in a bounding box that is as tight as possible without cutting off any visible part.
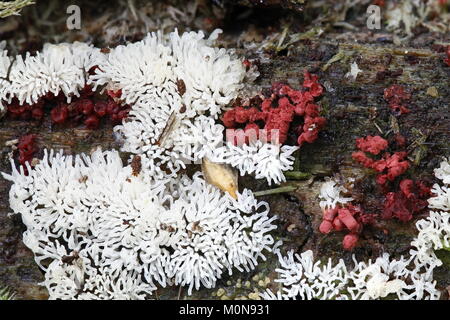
[0,0,34,18]
[435,249,450,268]
[0,286,16,300]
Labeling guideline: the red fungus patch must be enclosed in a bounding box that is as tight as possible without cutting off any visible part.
[17,134,37,170]
[352,135,410,187]
[382,179,431,222]
[50,104,69,124]
[221,71,326,146]
[7,98,44,121]
[374,151,410,186]
[445,46,450,67]
[384,84,411,115]
[242,59,252,71]
[372,0,385,7]
[339,134,433,250]
[319,177,430,250]
[394,133,406,148]
[319,203,375,251]
[84,115,100,129]
[342,233,359,251]
[4,86,131,130]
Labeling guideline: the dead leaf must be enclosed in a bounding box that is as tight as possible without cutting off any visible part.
[201,157,238,199]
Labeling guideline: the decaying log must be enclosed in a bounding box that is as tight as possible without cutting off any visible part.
[0,1,449,298]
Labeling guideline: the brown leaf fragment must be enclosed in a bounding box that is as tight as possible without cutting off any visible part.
[156,111,178,147]
[61,251,79,265]
[131,155,142,177]
[176,79,186,96]
[160,224,175,233]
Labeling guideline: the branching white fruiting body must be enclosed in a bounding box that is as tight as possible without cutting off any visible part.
[261,249,440,300]
[318,177,354,211]
[5,42,102,105]
[410,158,450,270]
[0,48,11,117]
[2,148,277,299]
[0,29,302,184]
[262,159,450,300]
[209,141,299,185]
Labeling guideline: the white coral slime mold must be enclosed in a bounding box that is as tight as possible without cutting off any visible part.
[0,48,10,116]
[105,29,248,179]
[261,250,351,300]
[410,158,450,270]
[2,148,277,299]
[262,159,450,300]
[346,254,439,300]
[0,31,294,185]
[90,29,245,117]
[318,177,353,211]
[165,174,277,293]
[209,140,299,185]
[433,158,450,185]
[261,249,440,300]
[5,42,102,105]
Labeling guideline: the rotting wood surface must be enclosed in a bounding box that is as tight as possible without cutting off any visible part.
[0,1,449,299]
